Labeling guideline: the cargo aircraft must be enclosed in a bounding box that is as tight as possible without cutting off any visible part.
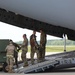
[0,0,75,73]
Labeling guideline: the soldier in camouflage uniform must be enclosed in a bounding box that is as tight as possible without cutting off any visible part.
[40,29,47,62]
[5,40,15,73]
[13,42,21,68]
[21,34,28,67]
[9,40,21,68]
[30,30,39,64]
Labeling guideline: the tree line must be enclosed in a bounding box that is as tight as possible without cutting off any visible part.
[16,39,75,46]
[46,39,75,46]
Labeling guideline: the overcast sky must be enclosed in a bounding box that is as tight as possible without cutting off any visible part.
[0,22,61,42]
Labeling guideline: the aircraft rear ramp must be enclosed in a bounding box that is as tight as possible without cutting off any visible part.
[14,59,59,73]
[14,51,75,74]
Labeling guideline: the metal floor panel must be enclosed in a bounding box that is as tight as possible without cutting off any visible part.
[13,51,75,74]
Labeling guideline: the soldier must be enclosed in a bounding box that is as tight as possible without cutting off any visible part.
[40,29,47,62]
[9,40,21,68]
[30,30,39,64]
[5,40,15,73]
[12,42,21,68]
[21,34,28,67]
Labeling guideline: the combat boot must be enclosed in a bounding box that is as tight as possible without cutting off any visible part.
[8,68,14,73]
[8,70,15,73]
[23,64,28,67]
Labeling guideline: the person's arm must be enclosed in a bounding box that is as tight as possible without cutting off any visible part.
[40,33,46,46]
[13,43,21,51]
[5,45,8,52]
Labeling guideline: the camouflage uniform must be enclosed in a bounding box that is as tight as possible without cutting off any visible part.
[5,43,15,73]
[30,33,39,64]
[40,30,47,61]
[13,42,21,68]
[21,34,28,67]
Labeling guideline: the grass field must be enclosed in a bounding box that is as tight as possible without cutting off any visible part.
[26,46,75,52]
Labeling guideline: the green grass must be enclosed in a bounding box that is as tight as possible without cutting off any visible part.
[46,46,75,52]
[19,46,75,52]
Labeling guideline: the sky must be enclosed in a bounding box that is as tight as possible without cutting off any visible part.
[0,22,61,42]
